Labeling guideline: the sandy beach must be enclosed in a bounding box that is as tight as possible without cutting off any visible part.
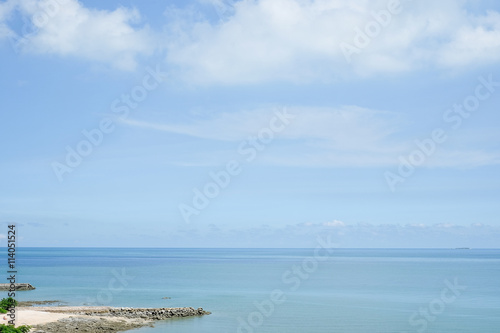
[8,307,149,332]
[4,306,210,333]
[12,308,76,325]
[14,307,146,325]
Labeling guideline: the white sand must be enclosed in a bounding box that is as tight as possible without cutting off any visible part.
[7,307,148,327]
[13,309,75,325]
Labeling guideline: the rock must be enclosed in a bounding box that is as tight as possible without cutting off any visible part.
[32,316,152,333]
[28,306,212,320]
[0,283,36,291]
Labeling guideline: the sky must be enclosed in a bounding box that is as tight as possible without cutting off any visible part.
[0,0,500,247]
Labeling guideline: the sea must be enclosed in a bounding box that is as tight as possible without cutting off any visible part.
[6,248,500,333]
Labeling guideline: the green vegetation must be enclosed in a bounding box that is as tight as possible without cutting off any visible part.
[0,298,17,314]
[0,298,31,332]
[0,325,31,333]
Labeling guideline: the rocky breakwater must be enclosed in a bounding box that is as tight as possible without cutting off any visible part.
[55,306,211,319]
[30,306,210,333]
[0,283,35,291]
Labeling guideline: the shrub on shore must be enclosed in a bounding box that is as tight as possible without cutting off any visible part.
[0,298,31,332]
[0,298,17,314]
[0,324,31,333]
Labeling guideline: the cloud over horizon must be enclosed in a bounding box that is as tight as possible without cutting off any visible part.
[167,221,500,248]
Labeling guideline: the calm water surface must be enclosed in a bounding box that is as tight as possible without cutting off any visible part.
[8,248,500,333]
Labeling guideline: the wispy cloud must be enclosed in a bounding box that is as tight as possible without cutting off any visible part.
[120,105,407,166]
[120,106,500,168]
[120,108,283,141]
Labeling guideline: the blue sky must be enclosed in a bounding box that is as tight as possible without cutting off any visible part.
[0,0,500,247]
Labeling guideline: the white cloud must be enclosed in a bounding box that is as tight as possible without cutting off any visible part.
[323,220,345,227]
[437,10,500,67]
[13,0,154,70]
[164,0,500,83]
[5,0,500,76]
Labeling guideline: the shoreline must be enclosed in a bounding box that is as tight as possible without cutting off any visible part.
[11,305,210,333]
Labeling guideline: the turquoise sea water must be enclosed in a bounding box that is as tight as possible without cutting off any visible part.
[6,248,500,333]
